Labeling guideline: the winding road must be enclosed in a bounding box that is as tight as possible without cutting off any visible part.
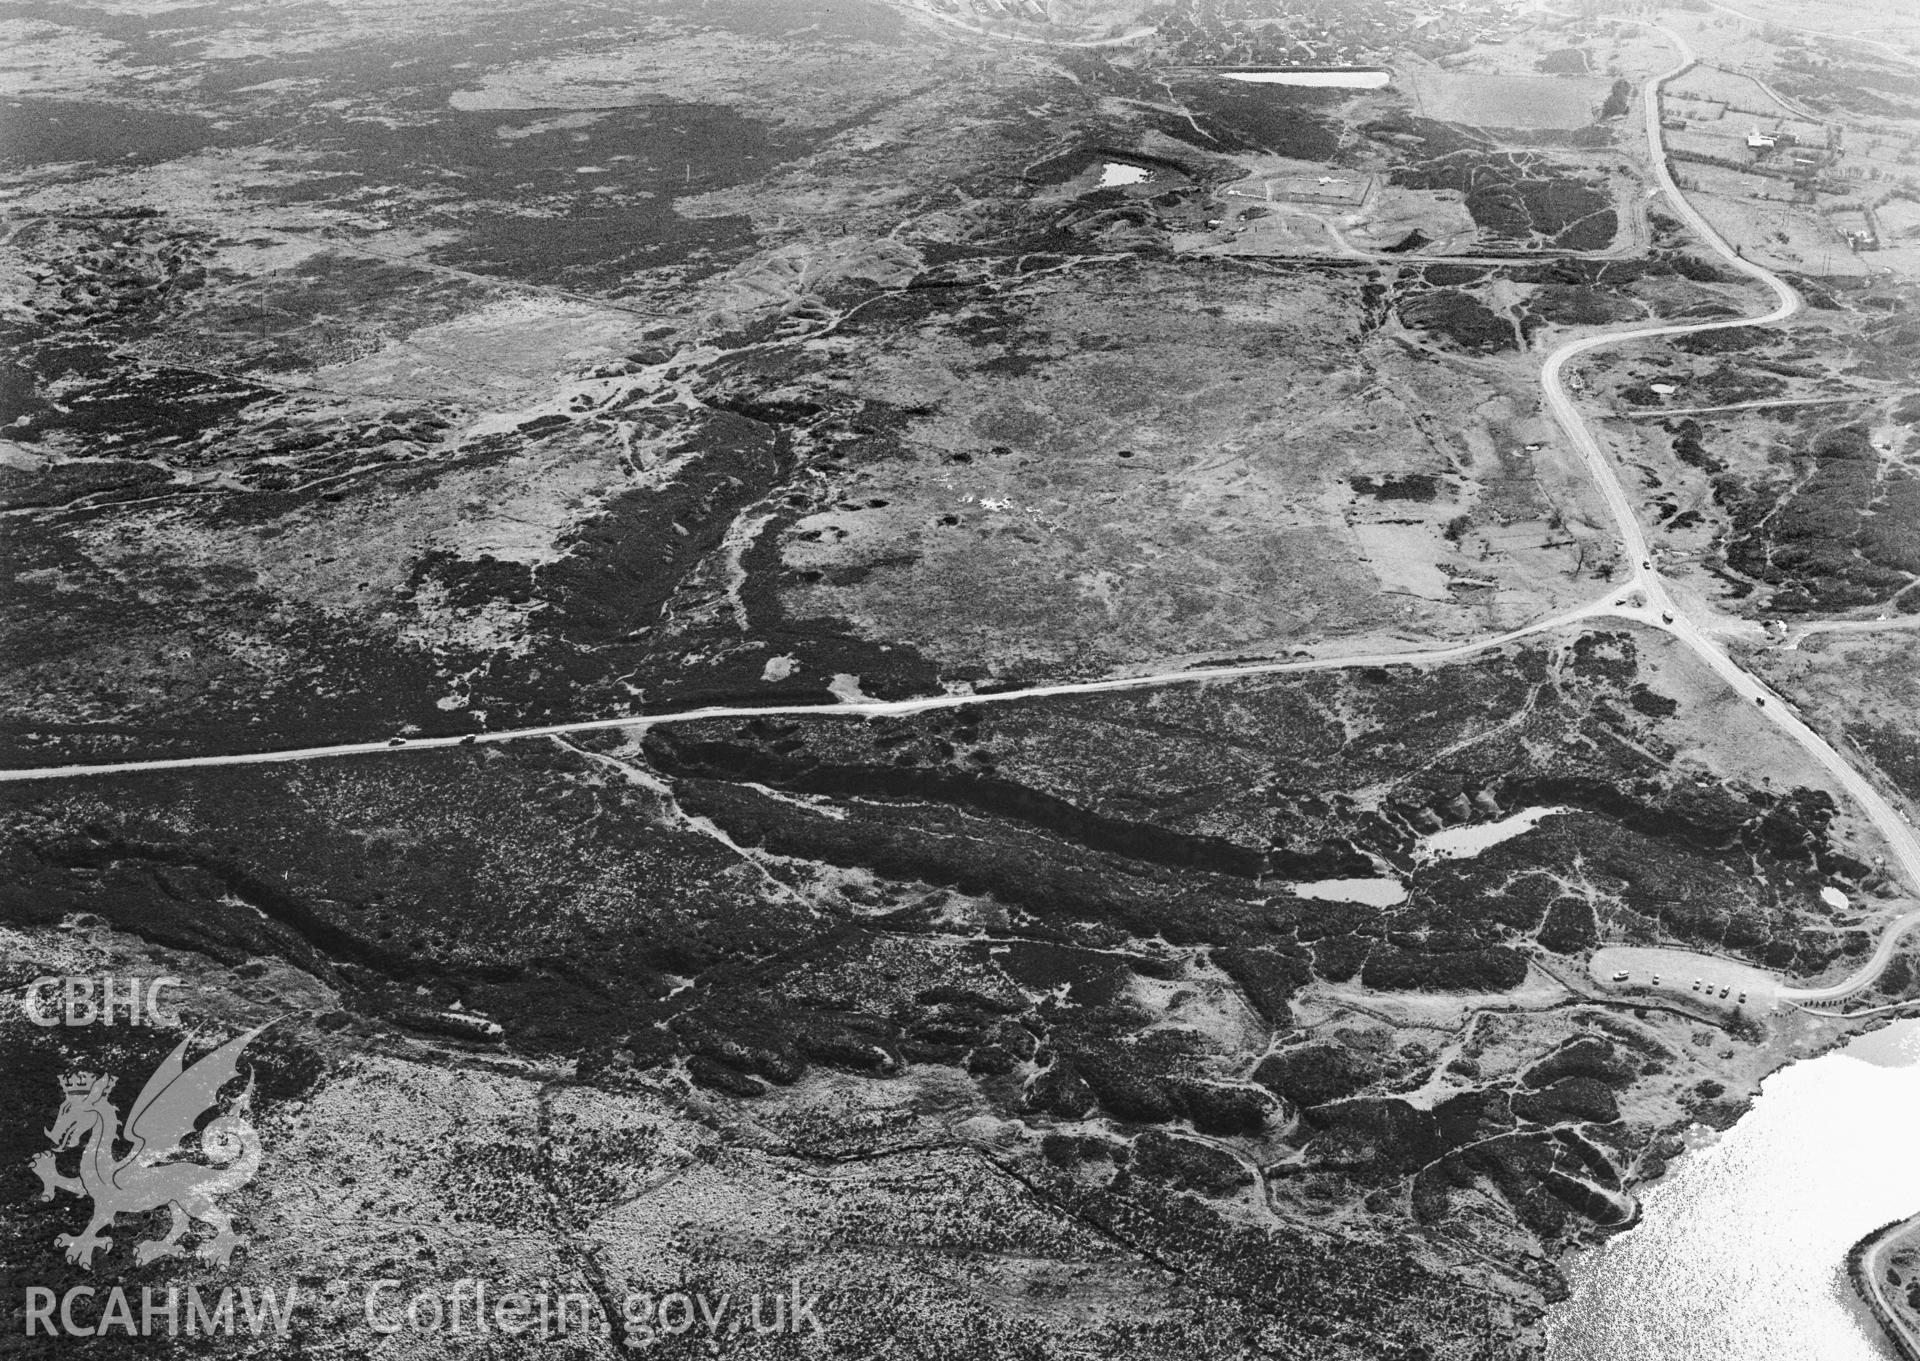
[1557,23,1920,1005]
[2,24,1916,1003]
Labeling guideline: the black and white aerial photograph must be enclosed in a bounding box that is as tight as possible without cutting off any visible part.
[4,0,1920,1356]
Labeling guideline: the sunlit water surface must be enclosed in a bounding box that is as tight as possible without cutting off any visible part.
[1216,69,1392,88]
[1548,1019,1920,1360]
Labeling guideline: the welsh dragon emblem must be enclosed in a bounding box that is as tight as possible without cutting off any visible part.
[31,1025,268,1270]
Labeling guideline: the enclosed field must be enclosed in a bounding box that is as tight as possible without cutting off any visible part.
[1264,173,1373,206]
[1402,69,1615,130]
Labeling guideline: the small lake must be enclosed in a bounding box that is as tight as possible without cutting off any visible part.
[1285,806,1568,905]
[1286,877,1408,906]
[1547,1019,1920,1360]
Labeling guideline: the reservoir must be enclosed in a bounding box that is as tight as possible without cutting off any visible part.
[1214,68,1391,89]
[1547,1018,1920,1360]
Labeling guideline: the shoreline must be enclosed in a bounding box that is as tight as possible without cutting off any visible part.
[1849,1214,1920,1361]
[1545,1016,1920,1357]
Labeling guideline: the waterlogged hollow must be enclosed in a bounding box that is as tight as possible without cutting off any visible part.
[1421,806,1569,860]
[1548,1019,1920,1361]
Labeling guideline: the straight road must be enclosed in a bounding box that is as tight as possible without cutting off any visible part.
[0,595,1634,784]
[1618,394,1871,420]
[1785,614,1920,647]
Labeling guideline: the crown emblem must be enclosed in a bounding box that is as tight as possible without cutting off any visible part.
[37,1028,268,1271]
